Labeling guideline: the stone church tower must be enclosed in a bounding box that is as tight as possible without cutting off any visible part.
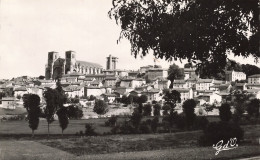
[45,51,103,80]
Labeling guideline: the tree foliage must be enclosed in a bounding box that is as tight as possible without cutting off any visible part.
[67,105,83,119]
[153,103,161,116]
[163,90,181,112]
[143,103,152,116]
[93,99,109,115]
[182,99,197,128]
[23,94,41,137]
[109,0,259,74]
[219,103,232,122]
[247,98,260,118]
[168,64,184,88]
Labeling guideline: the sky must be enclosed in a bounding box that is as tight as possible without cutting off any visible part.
[0,0,258,79]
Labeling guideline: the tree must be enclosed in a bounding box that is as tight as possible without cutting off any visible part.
[184,63,193,68]
[163,90,181,114]
[67,105,83,119]
[247,98,260,118]
[130,109,143,130]
[219,103,232,122]
[153,103,161,116]
[121,95,128,104]
[93,99,109,115]
[56,107,69,136]
[56,79,69,135]
[182,99,197,128]
[23,94,41,137]
[168,64,184,88]
[43,88,59,136]
[203,103,214,115]
[138,95,148,104]
[38,75,45,80]
[109,0,258,75]
[89,95,96,101]
[143,103,152,116]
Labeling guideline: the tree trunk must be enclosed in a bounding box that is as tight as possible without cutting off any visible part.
[32,129,34,137]
[62,129,63,137]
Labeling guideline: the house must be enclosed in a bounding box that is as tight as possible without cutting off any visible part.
[210,83,232,93]
[146,68,168,80]
[64,85,85,98]
[152,78,170,89]
[196,93,222,105]
[119,77,146,88]
[234,83,247,91]
[184,68,198,80]
[104,77,118,87]
[129,90,142,97]
[141,88,162,102]
[186,78,198,88]
[196,79,214,91]
[114,87,133,97]
[84,86,105,97]
[172,88,193,103]
[14,86,28,98]
[248,74,260,84]
[225,70,246,82]
[247,83,260,90]
[0,97,16,109]
[173,80,188,88]
[246,89,260,99]
[101,93,117,103]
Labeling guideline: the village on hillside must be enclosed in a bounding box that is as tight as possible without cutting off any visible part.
[1,50,259,119]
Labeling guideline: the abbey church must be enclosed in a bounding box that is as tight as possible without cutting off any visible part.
[45,51,103,80]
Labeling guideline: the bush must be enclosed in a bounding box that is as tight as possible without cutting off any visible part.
[93,99,109,115]
[153,103,161,116]
[119,120,136,134]
[85,123,97,136]
[199,121,244,146]
[219,103,232,122]
[175,114,186,129]
[130,110,143,129]
[105,115,118,127]
[151,117,159,133]
[67,105,83,119]
[247,98,260,118]
[143,103,152,116]
[182,99,197,128]
[139,122,152,134]
[193,116,209,130]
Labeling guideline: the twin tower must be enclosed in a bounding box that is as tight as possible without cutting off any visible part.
[45,51,118,80]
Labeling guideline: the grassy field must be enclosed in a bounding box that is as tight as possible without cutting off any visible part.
[1,127,259,160]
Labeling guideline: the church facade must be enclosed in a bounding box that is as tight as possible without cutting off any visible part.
[45,51,103,80]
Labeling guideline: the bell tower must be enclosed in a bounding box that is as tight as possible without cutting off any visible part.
[65,50,76,74]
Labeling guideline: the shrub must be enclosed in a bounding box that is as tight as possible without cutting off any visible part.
[85,123,97,136]
[247,98,260,118]
[153,103,161,116]
[139,122,152,134]
[93,99,109,115]
[219,103,232,122]
[105,115,118,127]
[193,116,209,130]
[143,103,152,116]
[175,114,186,129]
[119,120,136,134]
[199,121,244,146]
[182,99,197,128]
[67,105,83,119]
[151,116,159,133]
[130,110,143,129]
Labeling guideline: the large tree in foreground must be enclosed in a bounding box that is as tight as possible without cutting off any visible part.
[109,0,259,74]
